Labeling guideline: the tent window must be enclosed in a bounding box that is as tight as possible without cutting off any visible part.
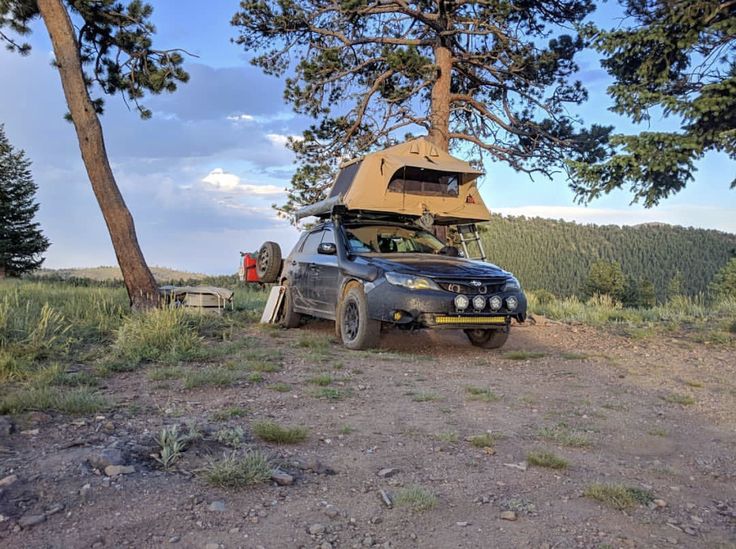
[329,161,363,198]
[387,167,459,197]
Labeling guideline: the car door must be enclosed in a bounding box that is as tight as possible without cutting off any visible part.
[291,229,323,311]
[313,228,340,318]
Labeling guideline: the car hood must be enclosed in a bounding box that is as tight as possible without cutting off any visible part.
[357,253,511,279]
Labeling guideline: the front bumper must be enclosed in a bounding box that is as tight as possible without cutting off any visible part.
[364,278,527,329]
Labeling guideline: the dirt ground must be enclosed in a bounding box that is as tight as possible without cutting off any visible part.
[1,317,735,549]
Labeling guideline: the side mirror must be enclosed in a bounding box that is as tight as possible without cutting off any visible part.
[318,242,337,255]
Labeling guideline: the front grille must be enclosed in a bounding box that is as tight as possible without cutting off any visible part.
[437,279,506,295]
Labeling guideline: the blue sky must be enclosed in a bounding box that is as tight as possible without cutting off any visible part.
[1,1,734,274]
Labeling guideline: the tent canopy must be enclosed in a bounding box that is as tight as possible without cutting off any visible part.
[297,138,490,224]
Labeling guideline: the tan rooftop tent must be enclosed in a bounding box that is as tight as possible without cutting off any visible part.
[295,138,490,225]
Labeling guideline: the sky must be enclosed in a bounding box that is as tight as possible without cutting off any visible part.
[1,1,734,275]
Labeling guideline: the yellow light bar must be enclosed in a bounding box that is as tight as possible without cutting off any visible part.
[435,315,507,325]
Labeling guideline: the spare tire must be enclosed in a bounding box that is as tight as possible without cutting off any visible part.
[256,241,282,283]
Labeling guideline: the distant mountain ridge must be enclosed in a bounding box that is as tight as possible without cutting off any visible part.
[36,266,208,283]
[480,214,736,300]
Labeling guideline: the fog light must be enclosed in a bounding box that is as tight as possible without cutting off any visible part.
[489,295,502,311]
[454,294,470,311]
[506,296,518,311]
[472,295,486,310]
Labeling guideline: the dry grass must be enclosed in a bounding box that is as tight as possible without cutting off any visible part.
[584,483,653,510]
[527,450,568,469]
[394,486,438,511]
[205,451,272,488]
[251,420,308,444]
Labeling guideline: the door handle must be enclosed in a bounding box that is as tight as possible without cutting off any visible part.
[309,263,320,271]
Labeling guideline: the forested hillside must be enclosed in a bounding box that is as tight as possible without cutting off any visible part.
[480,215,736,300]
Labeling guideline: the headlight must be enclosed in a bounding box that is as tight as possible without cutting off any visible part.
[472,295,486,310]
[488,295,502,311]
[506,296,518,311]
[384,272,440,291]
[503,277,520,292]
[454,294,470,311]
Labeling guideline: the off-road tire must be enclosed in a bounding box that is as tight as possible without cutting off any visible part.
[464,328,509,349]
[256,241,282,283]
[280,283,302,329]
[339,286,380,350]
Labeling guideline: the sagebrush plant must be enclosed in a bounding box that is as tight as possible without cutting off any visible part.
[205,450,273,488]
[394,486,438,512]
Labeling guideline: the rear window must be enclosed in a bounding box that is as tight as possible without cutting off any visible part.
[387,167,459,197]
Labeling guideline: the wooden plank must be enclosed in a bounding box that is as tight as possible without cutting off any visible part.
[260,286,285,324]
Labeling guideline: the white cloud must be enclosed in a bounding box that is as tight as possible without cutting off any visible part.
[201,168,285,196]
[266,133,303,148]
[226,113,255,122]
[494,205,736,233]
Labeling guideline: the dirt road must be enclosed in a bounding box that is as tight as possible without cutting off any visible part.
[1,318,735,548]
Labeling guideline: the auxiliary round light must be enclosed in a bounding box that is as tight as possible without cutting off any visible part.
[472,295,486,310]
[506,296,518,311]
[454,294,470,311]
[488,295,503,311]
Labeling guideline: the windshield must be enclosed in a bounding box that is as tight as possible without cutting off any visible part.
[344,224,445,254]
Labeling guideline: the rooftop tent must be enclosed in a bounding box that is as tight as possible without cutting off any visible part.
[297,138,490,224]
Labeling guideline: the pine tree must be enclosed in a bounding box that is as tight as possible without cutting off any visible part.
[710,258,736,299]
[232,0,612,213]
[1,0,189,309]
[569,0,736,206]
[0,125,49,278]
[584,260,625,300]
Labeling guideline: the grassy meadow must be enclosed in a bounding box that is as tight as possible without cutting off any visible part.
[0,277,733,416]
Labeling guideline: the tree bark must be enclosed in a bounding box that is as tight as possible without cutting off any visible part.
[427,45,452,152]
[37,0,159,310]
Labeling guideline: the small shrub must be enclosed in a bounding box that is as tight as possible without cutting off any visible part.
[268,383,292,392]
[394,486,438,511]
[212,406,248,421]
[309,373,333,386]
[408,391,441,402]
[502,351,545,360]
[435,431,459,443]
[313,387,350,400]
[537,423,591,448]
[468,433,497,448]
[183,367,236,389]
[252,420,308,444]
[465,386,499,402]
[339,424,355,435]
[152,425,188,471]
[584,484,653,510]
[148,366,184,381]
[247,372,264,383]
[246,360,281,373]
[216,426,246,448]
[662,393,695,405]
[527,450,568,469]
[205,451,272,488]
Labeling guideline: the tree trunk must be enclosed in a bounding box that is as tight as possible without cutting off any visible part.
[37,0,159,310]
[427,45,452,152]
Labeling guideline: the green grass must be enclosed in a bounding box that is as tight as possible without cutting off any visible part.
[247,372,264,383]
[468,432,498,448]
[527,450,568,469]
[215,426,246,448]
[268,382,292,392]
[407,391,441,402]
[295,334,331,350]
[148,366,185,381]
[435,431,459,443]
[561,352,589,360]
[662,392,696,405]
[394,486,438,511]
[313,387,350,400]
[205,451,272,488]
[339,424,355,435]
[246,360,281,373]
[584,484,654,510]
[0,385,109,415]
[537,423,591,448]
[308,373,333,386]
[182,367,236,389]
[465,386,499,402]
[211,406,248,421]
[502,351,545,360]
[252,420,308,444]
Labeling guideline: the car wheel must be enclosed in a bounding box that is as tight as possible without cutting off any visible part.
[339,286,380,350]
[464,328,509,349]
[280,283,302,329]
[256,241,282,283]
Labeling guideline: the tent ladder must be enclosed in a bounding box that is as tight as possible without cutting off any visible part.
[456,223,486,261]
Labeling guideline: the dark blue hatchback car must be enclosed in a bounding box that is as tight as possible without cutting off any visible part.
[279,215,527,350]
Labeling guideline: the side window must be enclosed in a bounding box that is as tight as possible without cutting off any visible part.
[300,230,323,254]
[320,228,335,245]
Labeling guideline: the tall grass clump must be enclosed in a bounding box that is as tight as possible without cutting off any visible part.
[0,385,109,415]
[113,308,203,366]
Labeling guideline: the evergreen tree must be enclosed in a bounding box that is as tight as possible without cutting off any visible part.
[0,125,49,278]
[586,260,625,301]
[569,0,736,206]
[666,270,685,301]
[1,0,189,309]
[710,258,736,299]
[232,0,611,213]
